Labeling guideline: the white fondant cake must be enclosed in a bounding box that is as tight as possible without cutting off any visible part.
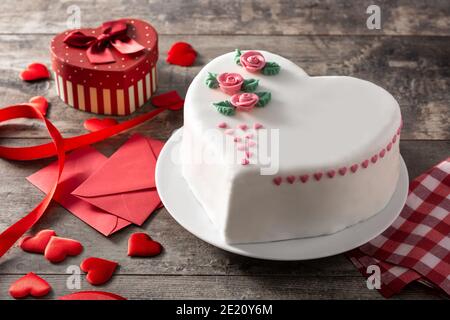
[181,50,402,244]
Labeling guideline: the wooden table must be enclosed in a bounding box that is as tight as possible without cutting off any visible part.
[0,0,448,300]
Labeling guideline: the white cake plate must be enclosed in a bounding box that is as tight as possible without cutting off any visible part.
[156,128,409,261]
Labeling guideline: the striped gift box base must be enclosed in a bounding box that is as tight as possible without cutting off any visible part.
[54,66,157,116]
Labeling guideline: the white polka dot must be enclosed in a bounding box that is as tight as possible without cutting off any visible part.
[123,75,127,78]
[80,60,84,63]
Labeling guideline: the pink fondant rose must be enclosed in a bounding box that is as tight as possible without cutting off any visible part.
[217,72,244,95]
[230,93,259,111]
[240,51,266,72]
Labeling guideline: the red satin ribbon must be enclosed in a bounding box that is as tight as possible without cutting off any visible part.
[0,104,167,258]
[63,20,145,64]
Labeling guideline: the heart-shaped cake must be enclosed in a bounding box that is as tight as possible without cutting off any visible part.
[181,50,402,244]
[50,18,158,115]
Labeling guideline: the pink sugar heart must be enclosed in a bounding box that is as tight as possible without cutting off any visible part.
[245,151,253,158]
[217,122,227,129]
[392,135,397,143]
[224,129,234,135]
[379,149,386,158]
[300,175,309,183]
[397,127,401,135]
[350,164,359,173]
[238,124,248,131]
[371,155,378,163]
[327,170,336,178]
[361,160,369,168]
[387,142,392,151]
[273,177,282,186]
[241,158,249,166]
[245,133,254,139]
[287,176,296,184]
[247,140,257,147]
[254,123,263,130]
[233,137,241,143]
[313,172,323,181]
[338,167,347,176]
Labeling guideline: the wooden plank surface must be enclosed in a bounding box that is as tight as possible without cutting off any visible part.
[0,0,449,300]
[0,0,449,36]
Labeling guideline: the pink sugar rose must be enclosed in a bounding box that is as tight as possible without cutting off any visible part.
[230,93,259,111]
[240,51,266,72]
[217,72,244,95]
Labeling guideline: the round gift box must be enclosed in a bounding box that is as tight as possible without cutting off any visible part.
[50,18,158,115]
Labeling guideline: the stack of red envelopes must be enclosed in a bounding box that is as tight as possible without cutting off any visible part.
[27,134,163,236]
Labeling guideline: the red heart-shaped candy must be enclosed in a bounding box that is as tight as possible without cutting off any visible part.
[166,42,197,67]
[59,291,126,300]
[150,90,184,110]
[83,118,118,132]
[28,96,49,116]
[44,236,83,263]
[80,257,118,286]
[128,233,162,257]
[20,63,50,81]
[20,229,56,254]
[9,272,51,299]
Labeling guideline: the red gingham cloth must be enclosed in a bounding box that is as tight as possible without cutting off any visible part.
[347,158,450,298]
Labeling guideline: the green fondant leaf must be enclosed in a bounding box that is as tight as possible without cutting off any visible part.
[234,49,242,65]
[213,100,236,116]
[241,78,259,92]
[255,92,271,107]
[261,61,281,76]
[205,72,219,89]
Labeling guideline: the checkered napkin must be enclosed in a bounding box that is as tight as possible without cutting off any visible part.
[347,158,450,298]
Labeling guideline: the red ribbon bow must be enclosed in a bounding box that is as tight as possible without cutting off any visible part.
[63,20,145,64]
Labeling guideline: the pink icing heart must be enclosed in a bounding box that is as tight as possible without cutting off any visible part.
[392,135,397,143]
[245,151,253,158]
[350,164,359,173]
[313,172,323,181]
[379,149,386,158]
[371,155,378,163]
[254,123,263,130]
[397,127,401,135]
[387,142,392,151]
[287,176,296,184]
[238,124,248,131]
[217,122,227,129]
[273,177,282,186]
[327,170,336,178]
[241,158,249,166]
[338,167,347,176]
[361,160,369,168]
[233,137,241,143]
[300,175,309,183]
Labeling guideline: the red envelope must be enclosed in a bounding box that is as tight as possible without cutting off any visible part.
[27,147,131,236]
[71,134,163,226]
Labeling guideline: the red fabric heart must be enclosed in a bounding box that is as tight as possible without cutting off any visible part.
[83,118,118,132]
[28,96,49,116]
[80,257,118,285]
[20,63,50,81]
[166,42,197,67]
[9,272,51,299]
[150,90,184,110]
[128,233,162,257]
[59,291,126,300]
[19,229,56,254]
[44,236,83,263]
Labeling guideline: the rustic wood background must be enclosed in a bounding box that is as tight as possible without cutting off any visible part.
[0,0,449,300]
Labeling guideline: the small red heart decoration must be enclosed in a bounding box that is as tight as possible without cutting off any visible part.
[313,172,323,181]
[80,257,118,286]
[28,96,49,116]
[338,167,347,176]
[166,42,197,67]
[150,90,184,110]
[59,291,126,300]
[327,170,336,178]
[128,233,162,257]
[300,174,309,183]
[286,176,296,184]
[371,154,378,164]
[273,177,282,186]
[379,149,386,158]
[361,159,369,168]
[20,229,56,254]
[350,164,359,173]
[9,272,51,299]
[44,236,83,263]
[83,118,118,132]
[20,63,50,81]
